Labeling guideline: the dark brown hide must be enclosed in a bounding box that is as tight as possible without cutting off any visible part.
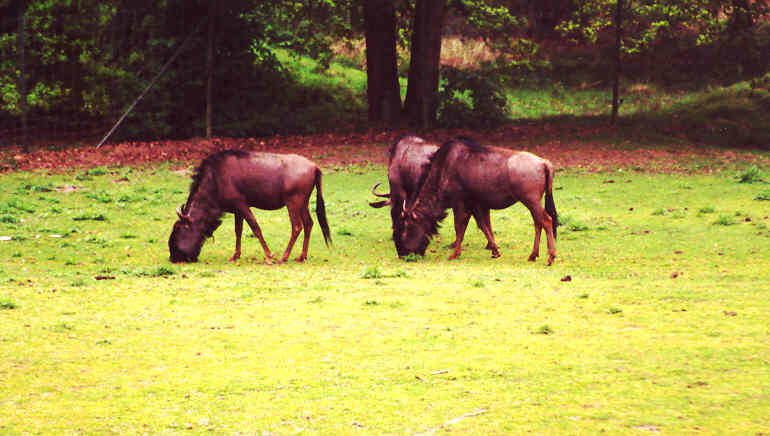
[169,150,332,264]
[370,135,497,257]
[369,135,437,256]
[399,138,558,265]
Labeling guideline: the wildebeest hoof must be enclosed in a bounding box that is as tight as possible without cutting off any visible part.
[264,257,274,265]
[491,251,501,258]
[229,253,240,262]
[294,256,306,263]
[547,255,555,266]
[528,254,538,262]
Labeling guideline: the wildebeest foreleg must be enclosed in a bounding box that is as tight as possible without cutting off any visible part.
[230,213,244,261]
[449,207,472,260]
[472,208,500,258]
[237,205,274,264]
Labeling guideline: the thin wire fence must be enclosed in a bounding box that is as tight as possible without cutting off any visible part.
[0,10,209,151]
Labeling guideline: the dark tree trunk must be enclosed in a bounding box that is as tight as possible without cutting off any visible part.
[729,0,754,36]
[529,0,576,39]
[611,0,622,124]
[18,5,28,152]
[206,0,216,138]
[728,0,759,76]
[364,0,402,125]
[403,0,446,129]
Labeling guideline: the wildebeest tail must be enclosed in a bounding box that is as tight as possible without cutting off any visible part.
[544,162,558,240]
[314,168,332,247]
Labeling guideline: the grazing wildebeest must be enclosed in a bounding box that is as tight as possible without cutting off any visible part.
[370,135,497,257]
[169,150,332,264]
[368,135,437,251]
[398,137,558,265]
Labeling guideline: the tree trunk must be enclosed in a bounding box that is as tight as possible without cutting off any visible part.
[728,0,753,36]
[205,0,216,138]
[364,0,402,125]
[18,5,28,152]
[611,0,622,124]
[728,0,758,76]
[403,0,446,129]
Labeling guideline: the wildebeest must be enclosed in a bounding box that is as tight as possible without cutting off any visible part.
[369,135,437,251]
[169,150,332,264]
[370,135,497,257]
[398,137,558,265]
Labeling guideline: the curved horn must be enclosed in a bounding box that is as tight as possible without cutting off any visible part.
[371,183,390,198]
[368,183,392,208]
[176,204,191,222]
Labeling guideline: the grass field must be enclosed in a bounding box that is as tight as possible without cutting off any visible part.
[1,156,769,434]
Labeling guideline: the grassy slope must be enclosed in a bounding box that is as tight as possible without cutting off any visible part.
[1,162,769,434]
[274,41,769,149]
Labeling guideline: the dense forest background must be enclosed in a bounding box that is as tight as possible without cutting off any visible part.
[1,0,769,149]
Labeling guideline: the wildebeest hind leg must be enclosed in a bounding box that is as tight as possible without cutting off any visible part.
[238,205,273,264]
[473,208,500,258]
[525,202,543,263]
[229,213,243,261]
[296,206,313,262]
[543,212,556,266]
[529,207,556,265]
[280,206,304,263]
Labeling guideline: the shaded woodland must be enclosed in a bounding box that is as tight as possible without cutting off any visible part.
[1,0,768,148]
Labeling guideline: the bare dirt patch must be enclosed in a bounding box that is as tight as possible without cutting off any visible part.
[2,126,767,174]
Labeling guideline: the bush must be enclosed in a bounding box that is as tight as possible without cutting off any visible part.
[437,66,508,128]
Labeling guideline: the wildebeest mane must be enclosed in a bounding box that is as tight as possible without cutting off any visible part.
[387,133,421,164]
[407,136,492,238]
[413,137,485,201]
[183,150,249,238]
[408,140,459,231]
[454,135,487,151]
[187,150,249,203]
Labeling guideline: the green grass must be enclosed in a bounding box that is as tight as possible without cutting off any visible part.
[1,157,769,434]
[274,41,770,151]
[635,76,770,148]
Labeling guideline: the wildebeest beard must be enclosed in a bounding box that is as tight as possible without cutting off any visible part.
[396,207,447,257]
[168,167,224,263]
[168,215,223,263]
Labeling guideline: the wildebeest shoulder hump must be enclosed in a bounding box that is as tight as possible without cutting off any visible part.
[189,149,250,196]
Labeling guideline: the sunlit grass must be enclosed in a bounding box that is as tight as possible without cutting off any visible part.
[1,157,769,434]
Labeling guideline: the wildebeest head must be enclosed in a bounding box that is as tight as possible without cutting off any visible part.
[395,203,444,258]
[168,204,217,263]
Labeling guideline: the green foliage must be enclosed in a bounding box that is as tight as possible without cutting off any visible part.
[72,213,106,222]
[362,266,383,279]
[712,215,735,226]
[736,165,765,184]
[0,297,17,310]
[437,66,508,128]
